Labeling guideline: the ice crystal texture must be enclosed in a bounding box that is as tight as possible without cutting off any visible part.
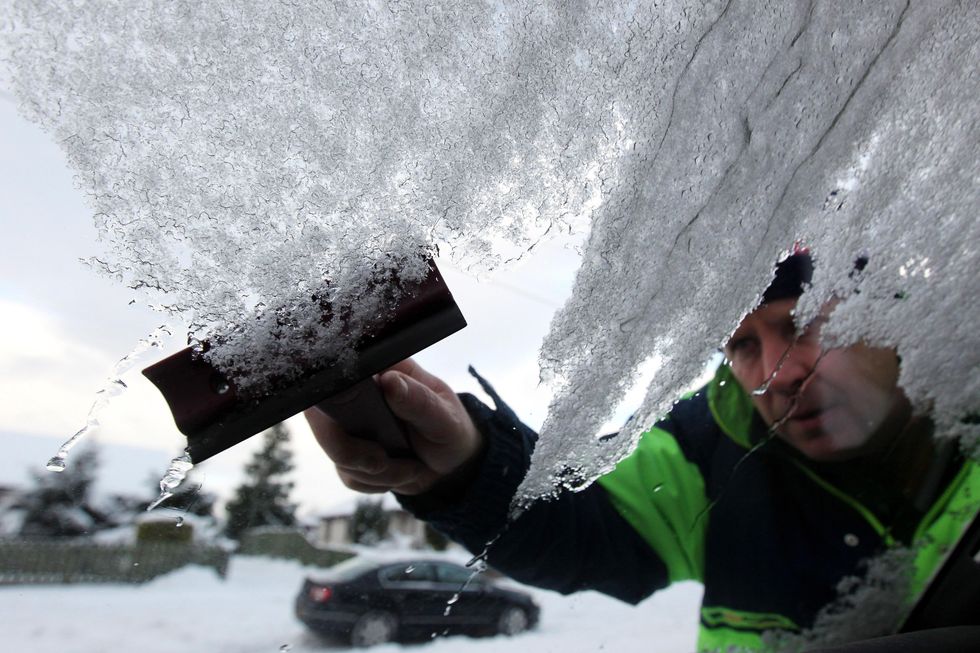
[762,547,915,652]
[522,0,979,500]
[1,2,977,500]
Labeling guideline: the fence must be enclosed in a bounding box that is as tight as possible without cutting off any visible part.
[0,538,230,585]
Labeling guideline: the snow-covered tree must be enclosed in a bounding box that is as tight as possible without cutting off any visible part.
[348,498,389,546]
[17,446,112,537]
[224,423,297,540]
[424,523,449,551]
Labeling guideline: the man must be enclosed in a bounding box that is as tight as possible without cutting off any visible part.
[305,253,980,651]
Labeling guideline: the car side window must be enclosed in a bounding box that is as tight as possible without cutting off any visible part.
[380,563,435,584]
[434,563,476,586]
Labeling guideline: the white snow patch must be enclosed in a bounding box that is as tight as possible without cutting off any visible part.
[0,555,702,652]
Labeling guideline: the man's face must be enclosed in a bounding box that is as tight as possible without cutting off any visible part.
[724,298,910,462]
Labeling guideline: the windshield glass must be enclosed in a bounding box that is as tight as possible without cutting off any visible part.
[1,2,976,653]
[319,556,380,582]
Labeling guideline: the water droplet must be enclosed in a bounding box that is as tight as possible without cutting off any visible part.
[147,493,173,512]
[161,456,194,491]
[133,562,140,567]
[443,592,461,617]
[215,381,230,395]
[843,533,859,547]
[404,565,415,574]
[147,452,194,511]
[279,645,291,652]
[175,516,185,528]
[46,455,67,473]
[653,483,664,493]
[719,380,726,387]
[48,325,171,473]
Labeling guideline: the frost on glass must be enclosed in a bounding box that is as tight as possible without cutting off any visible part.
[762,547,916,652]
[519,0,979,503]
[1,1,977,504]
[0,1,602,391]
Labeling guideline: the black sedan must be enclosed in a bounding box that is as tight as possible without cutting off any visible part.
[295,556,540,646]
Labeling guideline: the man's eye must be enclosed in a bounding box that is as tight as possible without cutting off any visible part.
[727,337,758,358]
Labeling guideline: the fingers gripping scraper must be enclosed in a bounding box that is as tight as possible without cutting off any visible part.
[142,262,466,463]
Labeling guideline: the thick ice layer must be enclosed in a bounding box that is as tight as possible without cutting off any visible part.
[2,2,976,499]
[763,547,916,651]
[0,1,600,389]
[522,0,979,500]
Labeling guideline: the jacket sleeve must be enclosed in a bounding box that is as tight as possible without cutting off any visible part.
[396,372,672,604]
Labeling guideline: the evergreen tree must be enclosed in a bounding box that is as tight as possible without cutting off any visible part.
[424,523,450,551]
[224,423,297,539]
[18,446,112,537]
[348,498,389,545]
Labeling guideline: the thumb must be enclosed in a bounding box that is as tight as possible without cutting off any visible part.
[378,370,464,445]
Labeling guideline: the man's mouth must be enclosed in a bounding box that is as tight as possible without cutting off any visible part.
[786,404,833,432]
[791,406,821,420]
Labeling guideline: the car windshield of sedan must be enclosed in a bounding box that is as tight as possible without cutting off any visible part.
[322,556,384,582]
[1,2,977,653]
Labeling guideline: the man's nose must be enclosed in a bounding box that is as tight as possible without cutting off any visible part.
[762,335,819,396]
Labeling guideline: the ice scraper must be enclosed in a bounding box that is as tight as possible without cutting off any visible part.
[142,261,465,463]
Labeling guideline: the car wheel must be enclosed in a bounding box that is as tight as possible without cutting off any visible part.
[350,610,397,647]
[496,606,529,636]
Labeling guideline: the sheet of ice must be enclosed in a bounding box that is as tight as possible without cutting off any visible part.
[1,0,602,392]
[1,1,976,500]
[523,0,979,499]
[763,547,915,652]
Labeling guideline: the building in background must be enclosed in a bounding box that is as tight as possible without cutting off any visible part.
[315,494,428,549]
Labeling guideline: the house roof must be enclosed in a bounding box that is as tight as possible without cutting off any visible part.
[316,493,404,519]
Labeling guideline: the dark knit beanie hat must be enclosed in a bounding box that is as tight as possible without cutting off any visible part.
[762,251,813,304]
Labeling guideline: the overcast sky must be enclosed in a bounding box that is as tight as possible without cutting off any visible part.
[0,90,607,516]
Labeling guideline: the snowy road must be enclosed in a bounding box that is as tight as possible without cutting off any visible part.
[1,556,702,652]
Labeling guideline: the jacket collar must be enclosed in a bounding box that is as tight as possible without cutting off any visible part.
[706,363,758,450]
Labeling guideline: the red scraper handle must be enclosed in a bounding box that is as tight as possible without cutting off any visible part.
[315,377,414,458]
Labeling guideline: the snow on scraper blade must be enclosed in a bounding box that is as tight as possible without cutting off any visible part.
[141,261,466,463]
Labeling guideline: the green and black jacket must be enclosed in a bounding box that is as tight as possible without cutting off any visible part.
[400,365,980,651]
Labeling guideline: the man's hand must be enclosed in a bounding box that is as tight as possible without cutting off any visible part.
[305,359,484,496]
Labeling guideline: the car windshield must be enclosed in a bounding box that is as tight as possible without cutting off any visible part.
[380,563,435,584]
[1,3,976,653]
[318,556,382,582]
[435,563,476,586]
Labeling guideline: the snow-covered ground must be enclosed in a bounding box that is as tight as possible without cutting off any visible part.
[0,555,702,652]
